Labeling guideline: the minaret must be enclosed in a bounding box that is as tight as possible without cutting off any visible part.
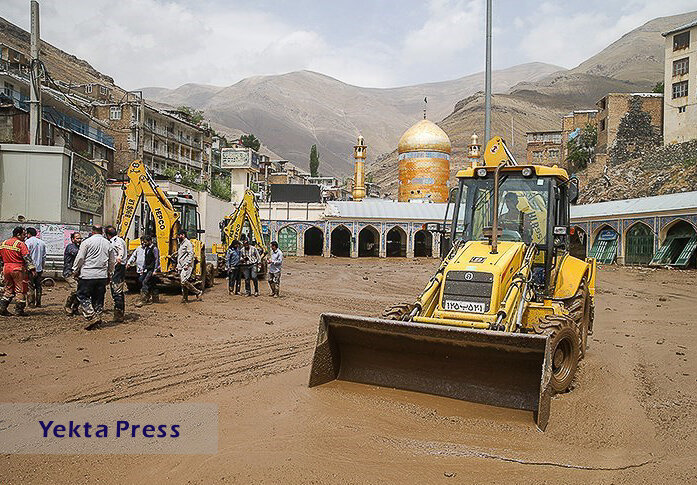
[467,133,482,167]
[353,135,366,201]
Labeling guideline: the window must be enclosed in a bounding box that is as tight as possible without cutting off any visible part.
[99,85,108,95]
[548,149,560,160]
[672,80,688,99]
[678,106,686,113]
[532,151,544,162]
[109,106,122,120]
[599,119,606,131]
[673,31,690,51]
[673,57,689,76]
[85,84,93,94]
[3,82,14,96]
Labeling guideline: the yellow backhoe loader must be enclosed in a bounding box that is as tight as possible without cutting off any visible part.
[212,189,268,278]
[117,160,214,291]
[309,137,596,430]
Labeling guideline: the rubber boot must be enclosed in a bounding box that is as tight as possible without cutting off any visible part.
[274,282,280,298]
[181,287,188,303]
[14,301,27,317]
[113,308,125,323]
[64,295,75,315]
[135,290,147,308]
[27,290,35,308]
[0,298,11,316]
[268,281,276,297]
[35,287,42,308]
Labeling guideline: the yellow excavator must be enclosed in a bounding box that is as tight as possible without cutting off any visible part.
[117,160,213,290]
[212,189,268,278]
[309,137,596,430]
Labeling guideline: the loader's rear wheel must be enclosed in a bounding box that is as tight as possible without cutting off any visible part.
[539,315,579,393]
[565,277,592,359]
[382,303,415,321]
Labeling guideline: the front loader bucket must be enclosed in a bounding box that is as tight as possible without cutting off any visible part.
[309,313,552,430]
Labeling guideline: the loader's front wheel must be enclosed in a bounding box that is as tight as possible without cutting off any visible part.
[382,302,415,321]
[540,316,579,393]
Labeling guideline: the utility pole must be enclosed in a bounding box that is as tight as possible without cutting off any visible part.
[484,0,492,144]
[29,0,42,145]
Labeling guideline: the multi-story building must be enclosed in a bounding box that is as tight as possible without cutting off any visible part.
[92,97,210,180]
[525,130,562,165]
[561,109,598,166]
[595,93,663,164]
[662,19,697,145]
[0,67,114,165]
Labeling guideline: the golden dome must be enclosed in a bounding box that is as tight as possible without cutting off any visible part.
[398,119,452,154]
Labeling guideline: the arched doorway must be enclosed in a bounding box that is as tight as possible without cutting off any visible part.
[330,225,351,257]
[304,227,324,256]
[589,225,618,264]
[358,226,379,257]
[386,226,407,257]
[652,220,697,267]
[625,223,653,265]
[414,230,432,257]
[278,226,298,256]
[569,226,587,260]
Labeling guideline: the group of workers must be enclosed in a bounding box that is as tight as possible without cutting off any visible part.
[0,225,204,326]
[225,237,283,297]
[0,224,283,325]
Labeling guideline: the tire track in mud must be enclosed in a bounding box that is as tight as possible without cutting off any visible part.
[66,330,315,403]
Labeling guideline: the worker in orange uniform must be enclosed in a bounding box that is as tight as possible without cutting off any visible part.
[0,226,36,316]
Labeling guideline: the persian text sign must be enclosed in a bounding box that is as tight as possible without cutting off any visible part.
[68,154,107,215]
[0,403,218,454]
[220,148,258,169]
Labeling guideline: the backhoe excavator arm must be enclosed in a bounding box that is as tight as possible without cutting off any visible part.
[116,160,180,272]
[222,189,267,256]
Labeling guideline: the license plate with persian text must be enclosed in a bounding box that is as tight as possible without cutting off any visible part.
[443,300,486,313]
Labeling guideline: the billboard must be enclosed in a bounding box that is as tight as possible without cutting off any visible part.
[221,148,259,170]
[68,153,107,215]
[270,184,321,203]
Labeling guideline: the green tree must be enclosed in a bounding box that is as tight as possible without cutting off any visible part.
[652,81,664,94]
[566,123,597,172]
[239,134,261,151]
[163,167,205,191]
[210,174,231,201]
[177,106,205,125]
[309,144,320,177]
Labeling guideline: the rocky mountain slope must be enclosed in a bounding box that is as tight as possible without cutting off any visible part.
[368,11,697,199]
[140,63,563,175]
[0,17,117,89]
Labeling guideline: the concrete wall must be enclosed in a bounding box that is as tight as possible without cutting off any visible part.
[663,25,697,145]
[0,144,101,225]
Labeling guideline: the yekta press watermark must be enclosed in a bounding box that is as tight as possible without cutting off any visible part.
[0,403,218,454]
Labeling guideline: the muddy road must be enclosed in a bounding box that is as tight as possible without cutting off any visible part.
[1,259,696,484]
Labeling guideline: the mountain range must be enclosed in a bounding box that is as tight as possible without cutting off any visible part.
[140,62,562,175]
[2,9,695,195]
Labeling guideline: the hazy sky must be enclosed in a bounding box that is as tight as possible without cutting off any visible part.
[4,0,697,89]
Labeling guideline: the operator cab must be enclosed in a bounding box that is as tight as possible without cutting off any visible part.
[136,193,202,240]
[450,166,577,297]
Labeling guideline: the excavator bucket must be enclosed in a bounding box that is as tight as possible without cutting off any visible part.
[309,313,552,430]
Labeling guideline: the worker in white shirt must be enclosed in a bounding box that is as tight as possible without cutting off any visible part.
[176,230,202,302]
[72,225,115,328]
[105,225,128,322]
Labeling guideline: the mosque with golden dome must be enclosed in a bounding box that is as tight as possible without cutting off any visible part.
[397,119,452,203]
